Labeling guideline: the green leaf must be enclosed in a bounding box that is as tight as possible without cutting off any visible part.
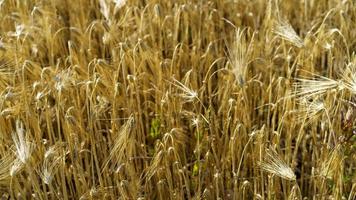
[150,118,161,139]
[192,162,199,176]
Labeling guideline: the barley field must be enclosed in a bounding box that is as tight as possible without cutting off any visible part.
[0,0,355,199]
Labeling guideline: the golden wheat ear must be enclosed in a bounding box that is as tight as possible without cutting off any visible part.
[288,184,302,200]
[293,97,327,123]
[258,148,296,181]
[38,143,66,185]
[320,145,342,179]
[113,0,126,14]
[0,151,17,181]
[101,115,135,172]
[12,120,33,164]
[341,62,356,94]
[226,28,254,86]
[170,77,199,103]
[273,19,304,48]
[293,73,343,100]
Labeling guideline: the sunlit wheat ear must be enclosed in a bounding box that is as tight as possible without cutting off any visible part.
[8,23,27,39]
[273,19,304,48]
[10,158,23,177]
[258,149,296,181]
[44,142,67,158]
[113,0,126,14]
[54,69,74,93]
[227,28,252,86]
[102,115,135,172]
[191,116,200,127]
[320,145,342,179]
[294,97,327,122]
[99,0,126,23]
[293,74,344,99]
[341,63,356,94]
[39,144,65,185]
[39,156,62,185]
[171,78,198,102]
[99,0,111,21]
[12,120,33,164]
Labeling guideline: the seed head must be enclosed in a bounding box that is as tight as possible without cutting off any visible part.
[293,74,342,99]
[273,19,304,48]
[12,120,33,164]
[171,78,198,102]
[258,148,296,181]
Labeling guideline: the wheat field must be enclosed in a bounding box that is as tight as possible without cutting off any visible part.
[0,0,355,199]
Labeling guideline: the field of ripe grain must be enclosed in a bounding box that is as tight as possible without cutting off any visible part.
[0,0,355,199]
